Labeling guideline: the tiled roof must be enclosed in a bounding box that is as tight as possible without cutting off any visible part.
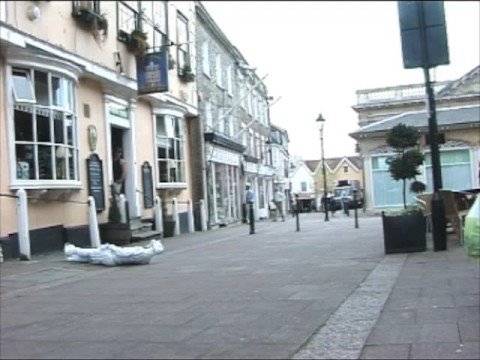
[350,105,480,137]
[304,160,320,173]
[304,157,362,172]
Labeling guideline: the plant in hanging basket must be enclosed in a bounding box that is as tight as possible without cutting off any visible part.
[72,5,108,36]
[126,29,149,57]
[179,64,195,82]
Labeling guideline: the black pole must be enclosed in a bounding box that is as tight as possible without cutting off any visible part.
[249,202,255,235]
[296,206,300,232]
[320,125,329,222]
[353,189,359,229]
[418,3,447,251]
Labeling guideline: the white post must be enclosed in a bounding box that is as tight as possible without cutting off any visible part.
[118,194,127,223]
[88,196,101,248]
[155,196,163,234]
[16,189,31,260]
[172,198,180,236]
[199,199,207,231]
[187,199,194,233]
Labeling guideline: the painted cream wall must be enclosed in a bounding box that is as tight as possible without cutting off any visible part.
[4,1,198,96]
[358,127,480,213]
[330,161,363,188]
[1,1,198,239]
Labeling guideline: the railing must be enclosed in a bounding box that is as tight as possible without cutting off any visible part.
[0,189,209,261]
[0,190,100,261]
[356,81,448,105]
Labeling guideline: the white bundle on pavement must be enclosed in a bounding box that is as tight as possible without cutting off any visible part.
[64,239,164,266]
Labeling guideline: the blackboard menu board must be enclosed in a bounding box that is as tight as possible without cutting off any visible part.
[142,161,154,209]
[87,154,105,212]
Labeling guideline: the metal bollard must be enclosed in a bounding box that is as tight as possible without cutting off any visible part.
[249,202,255,234]
[88,196,101,248]
[296,207,300,232]
[295,194,300,231]
[353,190,359,229]
[431,191,447,251]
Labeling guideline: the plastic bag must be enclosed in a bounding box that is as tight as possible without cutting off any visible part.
[464,195,480,257]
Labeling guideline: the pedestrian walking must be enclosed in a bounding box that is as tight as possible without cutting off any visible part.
[245,184,254,224]
[274,188,285,221]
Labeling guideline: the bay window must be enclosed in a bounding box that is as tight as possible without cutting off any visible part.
[12,67,78,183]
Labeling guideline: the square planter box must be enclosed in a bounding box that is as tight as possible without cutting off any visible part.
[382,210,426,254]
[99,223,131,246]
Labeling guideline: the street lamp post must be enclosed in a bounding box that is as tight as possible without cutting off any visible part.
[316,114,329,222]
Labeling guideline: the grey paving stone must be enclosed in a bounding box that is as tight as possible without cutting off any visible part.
[458,320,480,343]
[366,323,461,345]
[416,307,479,324]
[454,294,480,307]
[377,309,416,325]
[410,341,480,359]
[360,344,411,359]
[199,343,295,359]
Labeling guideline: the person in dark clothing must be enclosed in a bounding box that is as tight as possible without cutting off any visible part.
[113,147,126,194]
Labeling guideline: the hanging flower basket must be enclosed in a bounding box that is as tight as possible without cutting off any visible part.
[72,7,108,36]
[179,65,195,82]
[126,30,149,57]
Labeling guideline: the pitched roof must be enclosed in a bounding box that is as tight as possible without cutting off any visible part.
[437,65,480,97]
[304,160,320,173]
[350,105,480,138]
[304,156,362,172]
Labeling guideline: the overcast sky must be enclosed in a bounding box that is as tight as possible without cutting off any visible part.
[202,1,480,160]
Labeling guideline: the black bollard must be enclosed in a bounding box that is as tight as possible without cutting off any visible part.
[353,190,359,229]
[249,202,255,235]
[431,191,447,251]
[296,207,300,232]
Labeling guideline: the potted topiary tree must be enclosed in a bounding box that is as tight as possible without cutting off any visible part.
[382,123,427,254]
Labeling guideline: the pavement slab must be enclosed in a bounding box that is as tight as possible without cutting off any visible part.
[1,213,479,359]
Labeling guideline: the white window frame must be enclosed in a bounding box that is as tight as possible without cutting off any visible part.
[227,114,234,137]
[204,101,212,130]
[155,114,187,188]
[247,85,253,116]
[226,65,233,96]
[12,69,36,103]
[9,65,80,188]
[218,108,224,133]
[176,11,190,72]
[215,54,223,87]
[202,42,211,77]
[0,1,6,22]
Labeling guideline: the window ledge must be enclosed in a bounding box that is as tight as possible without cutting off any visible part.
[10,182,82,191]
[8,186,82,202]
[157,183,187,190]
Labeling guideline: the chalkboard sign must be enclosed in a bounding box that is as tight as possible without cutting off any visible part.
[87,154,105,212]
[142,161,154,208]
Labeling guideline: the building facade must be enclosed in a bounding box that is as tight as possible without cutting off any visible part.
[351,66,480,212]
[0,1,198,256]
[269,124,290,213]
[194,2,274,226]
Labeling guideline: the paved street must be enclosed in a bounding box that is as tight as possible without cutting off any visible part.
[1,213,479,359]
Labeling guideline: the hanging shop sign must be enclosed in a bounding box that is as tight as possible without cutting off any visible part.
[136,51,169,95]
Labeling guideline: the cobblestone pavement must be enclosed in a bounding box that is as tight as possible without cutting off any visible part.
[1,212,478,359]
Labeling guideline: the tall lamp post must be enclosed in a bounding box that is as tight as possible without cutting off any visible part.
[316,114,329,221]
